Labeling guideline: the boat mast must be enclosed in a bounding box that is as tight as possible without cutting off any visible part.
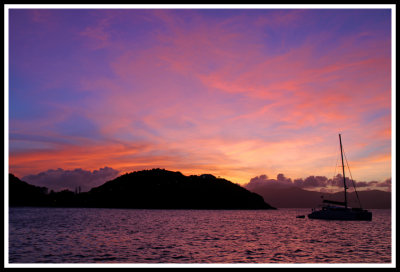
[339,134,348,209]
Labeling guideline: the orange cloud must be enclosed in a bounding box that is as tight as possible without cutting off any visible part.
[9,9,392,186]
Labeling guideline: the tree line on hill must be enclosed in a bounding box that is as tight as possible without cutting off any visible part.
[9,169,276,210]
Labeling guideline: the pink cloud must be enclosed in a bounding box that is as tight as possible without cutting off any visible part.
[9,9,391,186]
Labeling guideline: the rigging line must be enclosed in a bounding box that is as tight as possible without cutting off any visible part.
[332,146,340,181]
[326,145,341,197]
[343,149,363,209]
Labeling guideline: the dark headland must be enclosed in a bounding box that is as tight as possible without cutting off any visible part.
[9,169,276,210]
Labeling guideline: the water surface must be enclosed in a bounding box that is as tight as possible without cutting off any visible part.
[8,207,391,264]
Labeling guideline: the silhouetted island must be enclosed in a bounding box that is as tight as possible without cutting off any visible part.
[9,169,276,210]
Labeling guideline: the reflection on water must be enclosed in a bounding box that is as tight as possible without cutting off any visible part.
[9,208,391,264]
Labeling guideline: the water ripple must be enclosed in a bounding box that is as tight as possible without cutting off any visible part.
[9,208,391,264]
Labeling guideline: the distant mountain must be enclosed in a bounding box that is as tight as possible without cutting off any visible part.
[8,170,276,210]
[244,183,391,209]
[323,190,391,209]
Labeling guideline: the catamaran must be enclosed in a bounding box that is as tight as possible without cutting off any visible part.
[308,134,372,221]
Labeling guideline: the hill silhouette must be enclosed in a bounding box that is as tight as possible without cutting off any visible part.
[86,169,275,209]
[8,169,276,210]
[9,173,49,206]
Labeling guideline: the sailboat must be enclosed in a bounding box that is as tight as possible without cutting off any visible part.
[308,134,372,221]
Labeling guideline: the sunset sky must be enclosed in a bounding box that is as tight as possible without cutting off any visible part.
[7,6,393,190]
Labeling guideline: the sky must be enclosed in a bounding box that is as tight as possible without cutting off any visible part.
[7,6,393,191]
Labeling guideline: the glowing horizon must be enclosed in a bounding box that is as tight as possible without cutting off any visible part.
[7,7,393,187]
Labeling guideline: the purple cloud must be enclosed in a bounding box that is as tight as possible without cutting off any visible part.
[245,173,391,192]
[246,174,295,191]
[22,167,120,192]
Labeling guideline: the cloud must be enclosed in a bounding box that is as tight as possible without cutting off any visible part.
[79,12,114,50]
[8,9,392,186]
[245,173,391,193]
[245,174,294,191]
[21,167,120,192]
[353,178,391,191]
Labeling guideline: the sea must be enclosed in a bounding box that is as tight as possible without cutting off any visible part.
[7,207,393,267]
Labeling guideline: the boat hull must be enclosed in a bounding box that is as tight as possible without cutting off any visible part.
[308,208,372,221]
